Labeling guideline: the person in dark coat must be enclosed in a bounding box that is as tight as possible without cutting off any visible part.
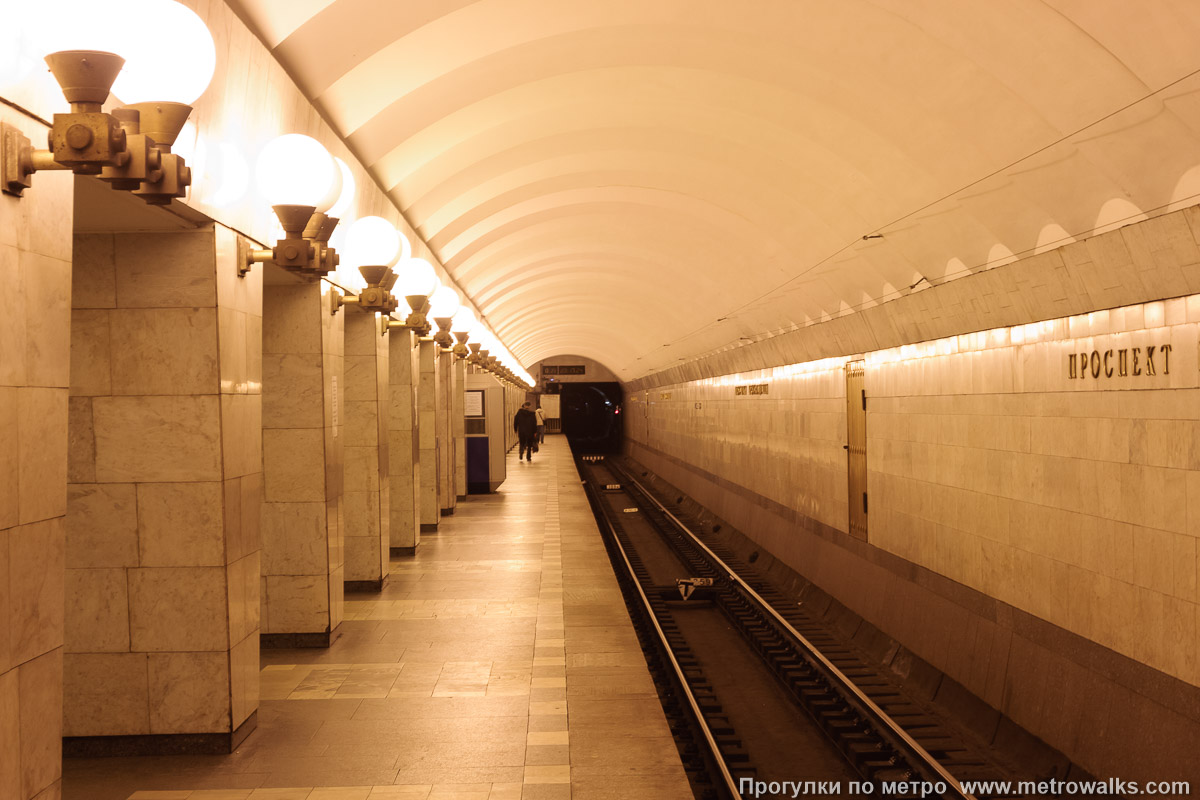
[514,401,538,462]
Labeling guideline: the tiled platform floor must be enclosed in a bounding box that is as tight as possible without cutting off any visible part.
[63,437,691,800]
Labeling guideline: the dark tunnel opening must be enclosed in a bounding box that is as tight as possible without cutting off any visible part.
[559,382,623,454]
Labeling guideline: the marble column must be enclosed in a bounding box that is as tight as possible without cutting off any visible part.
[0,106,71,800]
[454,358,467,501]
[437,348,457,515]
[260,278,344,647]
[418,339,440,532]
[388,328,420,554]
[64,225,262,753]
[343,309,390,591]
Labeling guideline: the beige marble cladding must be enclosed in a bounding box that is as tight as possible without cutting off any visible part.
[343,309,390,584]
[437,349,457,512]
[627,359,850,536]
[64,226,263,744]
[628,294,1200,699]
[454,358,467,498]
[1,104,73,800]
[388,329,421,550]
[418,339,440,528]
[260,279,344,635]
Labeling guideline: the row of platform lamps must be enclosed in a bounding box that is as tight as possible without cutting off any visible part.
[0,0,534,388]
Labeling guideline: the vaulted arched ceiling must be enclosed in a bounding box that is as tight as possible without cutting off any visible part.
[228,0,1200,381]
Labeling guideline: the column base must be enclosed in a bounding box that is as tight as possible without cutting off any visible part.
[260,629,339,649]
[345,577,387,592]
[390,545,416,556]
[420,523,439,533]
[65,712,258,757]
[439,507,456,516]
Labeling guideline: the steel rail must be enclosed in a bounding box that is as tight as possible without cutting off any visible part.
[581,477,742,799]
[616,466,978,800]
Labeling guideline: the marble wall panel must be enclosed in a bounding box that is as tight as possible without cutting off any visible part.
[137,482,225,567]
[221,394,263,480]
[18,649,62,799]
[0,529,10,675]
[66,397,94,485]
[262,353,324,429]
[226,552,260,645]
[329,565,344,630]
[230,631,259,729]
[148,652,231,734]
[23,252,72,389]
[238,473,263,562]
[214,227,263,318]
[92,396,222,483]
[354,335,392,596]
[454,359,466,498]
[64,569,129,653]
[344,445,379,492]
[260,502,327,576]
[128,567,228,652]
[0,245,24,387]
[71,235,116,310]
[263,575,330,633]
[345,399,379,446]
[109,308,219,396]
[0,668,19,799]
[62,653,149,736]
[418,340,439,527]
[218,307,251,395]
[263,285,321,356]
[436,352,452,510]
[17,388,68,525]
[261,428,326,502]
[69,311,111,397]
[389,428,419,550]
[114,232,217,309]
[65,484,137,569]
[9,519,65,666]
[0,389,17,531]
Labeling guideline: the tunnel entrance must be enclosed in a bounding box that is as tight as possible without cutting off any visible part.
[558,382,623,454]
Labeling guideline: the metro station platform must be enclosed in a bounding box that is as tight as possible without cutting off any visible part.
[63,437,691,800]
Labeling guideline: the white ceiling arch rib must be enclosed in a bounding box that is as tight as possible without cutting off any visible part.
[229,0,1200,380]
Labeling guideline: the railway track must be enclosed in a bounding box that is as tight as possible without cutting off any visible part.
[577,454,1054,800]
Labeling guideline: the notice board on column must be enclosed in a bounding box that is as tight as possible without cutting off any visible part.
[465,390,485,417]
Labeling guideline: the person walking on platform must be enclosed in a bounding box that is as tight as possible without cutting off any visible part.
[535,405,546,444]
[514,401,538,462]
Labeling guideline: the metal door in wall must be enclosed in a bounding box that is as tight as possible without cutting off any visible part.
[845,360,868,541]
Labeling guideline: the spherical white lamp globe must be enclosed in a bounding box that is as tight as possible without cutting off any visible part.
[254,134,340,211]
[327,157,356,219]
[451,307,476,335]
[109,0,216,105]
[428,285,461,320]
[395,258,439,300]
[343,216,401,269]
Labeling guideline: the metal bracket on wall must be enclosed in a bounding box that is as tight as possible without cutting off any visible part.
[2,123,34,197]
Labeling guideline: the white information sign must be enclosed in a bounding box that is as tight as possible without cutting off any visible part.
[465,390,485,417]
